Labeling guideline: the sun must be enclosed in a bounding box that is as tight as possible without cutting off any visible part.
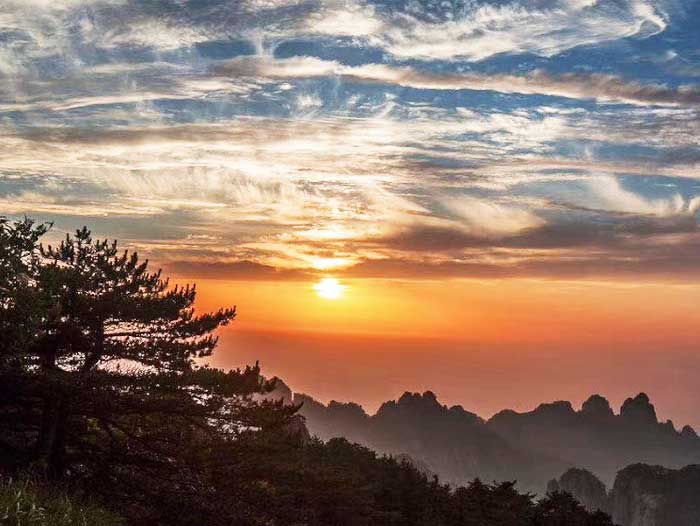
[313,277,346,300]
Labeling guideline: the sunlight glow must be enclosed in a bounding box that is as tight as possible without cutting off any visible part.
[310,256,353,270]
[313,277,346,300]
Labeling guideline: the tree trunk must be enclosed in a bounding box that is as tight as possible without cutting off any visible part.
[48,401,68,477]
[36,393,69,478]
[37,394,58,462]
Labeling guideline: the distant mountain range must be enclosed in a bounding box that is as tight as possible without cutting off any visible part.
[264,379,700,495]
[488,392,700,487]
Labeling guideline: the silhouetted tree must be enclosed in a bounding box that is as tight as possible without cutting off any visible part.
[0,219,293,521]
[535,491,616,526]
[0,217,50,361]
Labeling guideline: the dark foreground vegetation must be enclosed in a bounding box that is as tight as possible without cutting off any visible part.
[0,477,122,526]
[0,217,615,525]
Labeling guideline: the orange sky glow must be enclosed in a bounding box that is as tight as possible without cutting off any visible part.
[183,276,700,430]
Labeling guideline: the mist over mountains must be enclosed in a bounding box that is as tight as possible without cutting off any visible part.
[267,380,700,495]
[488,392,700,487]
[296,390,566,493]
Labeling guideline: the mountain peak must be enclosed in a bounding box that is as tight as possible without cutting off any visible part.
[620,392,657,425]
[327,400,369,419]
[534,400,575,415]
[397,390,440,406]
[256,376,293,405]
[581,394,614,418]
[681,425,698,439]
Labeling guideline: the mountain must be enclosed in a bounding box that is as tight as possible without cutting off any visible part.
[295,389,567,492]
[256,376,294,406]
[286,381,700,493]
[488,393,700,485]
[547,467,609,513]
[549,464,700,526]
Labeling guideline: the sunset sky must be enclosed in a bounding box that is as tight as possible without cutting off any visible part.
[2,1,699,427]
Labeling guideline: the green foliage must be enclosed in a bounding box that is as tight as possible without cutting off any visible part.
[0,478,121,526]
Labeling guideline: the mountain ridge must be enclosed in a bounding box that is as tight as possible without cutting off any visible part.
[267,379,700,493]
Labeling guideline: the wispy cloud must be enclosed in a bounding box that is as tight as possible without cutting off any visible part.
[216,56,700,107]
[0,0,698,281]
[587,176,700,217]
[443,196,545,236]
[299,0,668,61]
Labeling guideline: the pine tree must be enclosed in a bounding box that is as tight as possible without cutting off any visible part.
[0,217,50,361]
[0,220,292,519]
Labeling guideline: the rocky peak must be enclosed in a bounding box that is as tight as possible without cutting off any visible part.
[534,400,575,417]
[680,425,698,440]
[611,464,670,526]
[294,393,325,410]
[284,414,311,445]
[393,453,436,478]
[546,478,560,494]
[581,394,614,418]
[554,463,700,526]
[256,376,293,405]
[380,391,443,415]
[660,419,677,434]
[398,390,439,405]
[327,400,369,420]
[553,468,610,513]
[620,393,657,425]
[448,404,484,424]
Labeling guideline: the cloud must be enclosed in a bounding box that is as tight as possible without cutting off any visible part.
[295,93,323,110]
[0,0,697,283]
[443,196,545,236]
[370,206,698,252]
[587,176,700,217]
[215,56,700,107]
[343,212,700,281]
[307,3,383,38]
[298,0,668,61]
[2,110,698,280]
[164,259,313,281]
[2,0,119,7]
[340,238,700,280]
[0,65,251,114]
[1,0,669,66]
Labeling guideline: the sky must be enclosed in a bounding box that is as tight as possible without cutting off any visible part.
[1,1,700,427]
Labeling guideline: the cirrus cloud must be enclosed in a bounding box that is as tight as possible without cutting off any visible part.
[215,55,700,107]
